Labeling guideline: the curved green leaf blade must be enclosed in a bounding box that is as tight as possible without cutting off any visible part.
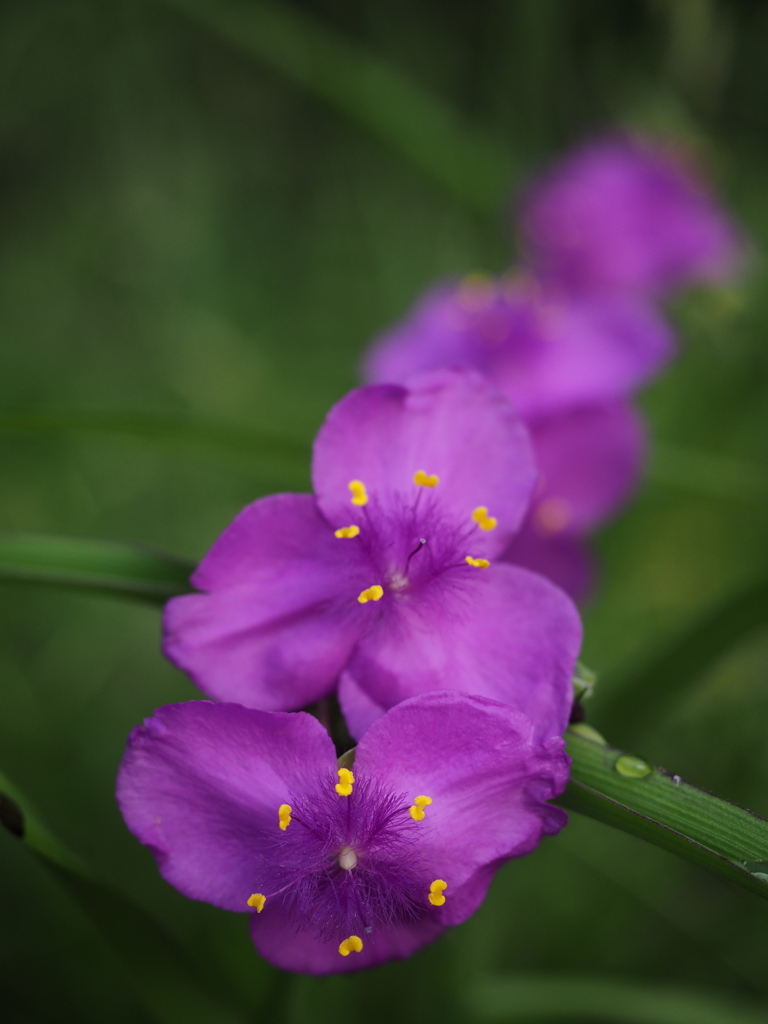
[596,575,768,743]
[158,0,513,215]
[0,408,309,481]
[0,534,195,603]
[563,727,768,902]
[0,771,254,1024]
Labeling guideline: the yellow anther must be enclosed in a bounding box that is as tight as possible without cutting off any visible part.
[357,585,384,604]
[278,804,292,831]
[413,470,440,488]
[348,480,368,506]
[428,880,447,907]
[247,893,266,913]
[458,273,496,310]
[534,497,571,536]
[334,525,360,539]
[465,556,490,569]
[409,795,433,821]
[335,767,355,797]
[472,506,498,531]
[338,935,364,957]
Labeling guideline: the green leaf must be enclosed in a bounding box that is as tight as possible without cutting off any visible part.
[157,0,513,216]
[595,574,768,743]
[562,727,768,903]
[466,973,768,1023]
[0,408,309,481]
[0,771,254,1024]
[0,534,195,603]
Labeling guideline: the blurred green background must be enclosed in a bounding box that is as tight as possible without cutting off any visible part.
[2,1,768,1021]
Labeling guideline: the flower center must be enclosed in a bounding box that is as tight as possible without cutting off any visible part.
[338,845,358,871]
[247,772,447,955]
[337,475,499,604]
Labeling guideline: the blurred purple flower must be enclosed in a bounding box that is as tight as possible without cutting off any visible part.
[363,277,666,599]
[364,276,673,420]
[117,693,569,974]
[519,134,745,297]
[164,368,581,734]
[500,402,645,598]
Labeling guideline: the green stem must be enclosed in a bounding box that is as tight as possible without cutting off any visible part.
[563,727,768,902]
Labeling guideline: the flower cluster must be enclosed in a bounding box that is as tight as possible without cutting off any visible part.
[121,368,580,973]
[363,133,744,599]
[116,132,743,976]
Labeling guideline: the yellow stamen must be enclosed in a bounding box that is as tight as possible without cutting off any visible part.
[348,480,368,506]
[472,506,498,531]
[465,556,490,569]
[334,524,360,539]
[338,935,364,957]
[428,880,447,907]
[409,794,433,821]
[335,767,355,797]
[534,497,571,536]
[278,804,292,831]
[247,893,266,913]
[357,585,384,604]
[458,273,496,310]
[413,470,439,488]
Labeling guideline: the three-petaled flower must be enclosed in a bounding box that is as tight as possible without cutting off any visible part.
[363,276,670,599]
[164,368,581,739]
[519,133,745,298]
[117,692,569,974]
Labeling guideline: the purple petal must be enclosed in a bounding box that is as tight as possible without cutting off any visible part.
[527,402,646,533]
[163,494,371,710]
[312,368,536,550]
[355,691,569,915]
[116,702,337,911]
[363,280,674,421]
[494,290,674,419]
[520,134,745,296]
[501,525,595,604]
[338,671,388,740]
[249,906,446,975]
[347,564,581,741]
[362,283,488,386]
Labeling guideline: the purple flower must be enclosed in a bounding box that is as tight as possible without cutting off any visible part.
[500,401,645,598]
[116,693,569,974]
[363,278,663,600]
[164,368,581,736]
[519,134,745,297]
[364,275,673,421]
